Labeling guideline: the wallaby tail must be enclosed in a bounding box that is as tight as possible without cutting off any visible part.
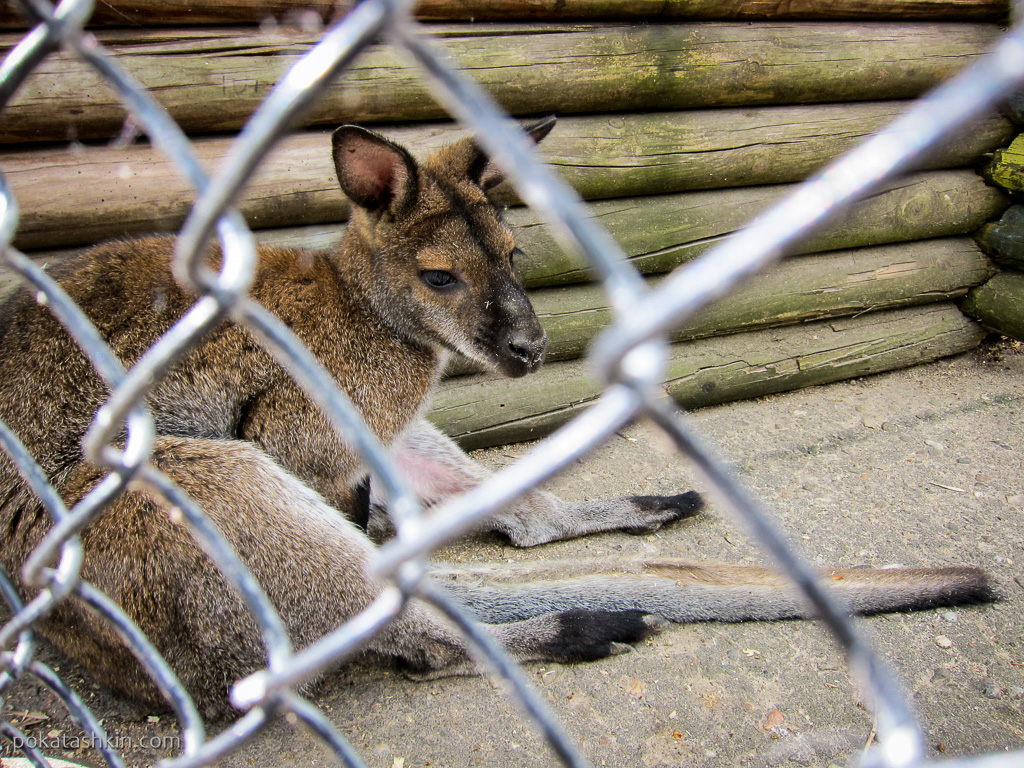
[433,558,996,625]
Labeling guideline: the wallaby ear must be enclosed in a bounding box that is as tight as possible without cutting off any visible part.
[523,114,557,144]
[467,115,558,191]
[332,125,419,214]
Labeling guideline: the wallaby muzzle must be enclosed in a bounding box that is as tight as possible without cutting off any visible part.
[498,321,547,378]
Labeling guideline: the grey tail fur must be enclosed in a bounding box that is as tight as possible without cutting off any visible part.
[432,558,996,625]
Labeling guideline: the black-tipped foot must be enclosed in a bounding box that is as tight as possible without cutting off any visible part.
[626,490,705,533]
[545,609,666,663]
[932,566,999,608]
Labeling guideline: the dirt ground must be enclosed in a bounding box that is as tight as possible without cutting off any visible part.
[3,338,1022,768]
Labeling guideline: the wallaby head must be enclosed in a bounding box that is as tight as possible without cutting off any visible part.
[331,118,555,378]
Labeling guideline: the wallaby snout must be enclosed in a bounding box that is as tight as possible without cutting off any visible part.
[497,315,547,378]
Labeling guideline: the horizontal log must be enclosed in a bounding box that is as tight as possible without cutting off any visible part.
[0,1,1007,28]
[4,105,1011,251]
[525,237,994,366]
[983,133,1024,192]
[0,22,1001,144]
[975,205,1024,271]
[1,169,1004,303]
[430,303,984,449]
[960,271,1024,340]
[2,167,1004,303]
[509,170,1007,287]
[417,0,1008,20]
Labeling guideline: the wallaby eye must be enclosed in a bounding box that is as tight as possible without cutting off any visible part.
[421,269,457,289]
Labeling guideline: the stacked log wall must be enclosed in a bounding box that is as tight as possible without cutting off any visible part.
[964,125,1024,341]
[0,0,1013,448]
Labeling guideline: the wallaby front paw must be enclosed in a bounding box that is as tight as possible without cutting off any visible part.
[625,490,705,533]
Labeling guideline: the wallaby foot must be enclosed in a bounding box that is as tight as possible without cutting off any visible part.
[620,491,705,534]
[534,608,667,662]
[390,606,666,680]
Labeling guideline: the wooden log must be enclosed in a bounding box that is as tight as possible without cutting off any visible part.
[0,1,1007,28]
[1003,90,1024,127]
[961,271,1024,340]
[430,303,984,448]
[416,0,1009,20]
[509,170,1007,287]
[0,170,1004,301]
[0,23,1002,144]
[523,237,994,366]
[975,205,1024,271]
[4,105,1012,251]
[983,133,1024,193]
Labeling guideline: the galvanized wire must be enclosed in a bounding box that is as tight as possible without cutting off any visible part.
[0,1,1022,768]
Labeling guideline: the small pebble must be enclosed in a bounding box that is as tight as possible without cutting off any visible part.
[981,681,1003,699]
[925,440,945,451]
[942,611,958,623]
[956,457,972,465]
[1008,686,1024,701]
[934,635,953,649]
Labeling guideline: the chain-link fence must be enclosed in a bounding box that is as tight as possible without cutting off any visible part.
[0,1,1022,767]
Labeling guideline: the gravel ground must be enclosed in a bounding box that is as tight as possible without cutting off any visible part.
[3,338,1022,768]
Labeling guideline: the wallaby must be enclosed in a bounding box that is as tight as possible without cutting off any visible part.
[0,118,993,718]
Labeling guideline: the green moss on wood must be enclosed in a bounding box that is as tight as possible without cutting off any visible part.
[430,303,984,448]
[961,271,1024,340]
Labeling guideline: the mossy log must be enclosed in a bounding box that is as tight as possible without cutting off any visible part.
[528,237,993,365]
[430,303,984,448]
[0,23,1001,144]
[975,205,1024,271]
[0,1,1006,28]
[0,170,1004,301]
[510,170,1006,287]
[4,105,1011,252]
[981,133,1024,192]
[961,271,1024,341]
[416,0,1008,20]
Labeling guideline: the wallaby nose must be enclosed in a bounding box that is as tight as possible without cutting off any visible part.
[507,327,547,369]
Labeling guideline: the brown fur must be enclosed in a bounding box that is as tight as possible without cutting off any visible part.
[0,121,994,717]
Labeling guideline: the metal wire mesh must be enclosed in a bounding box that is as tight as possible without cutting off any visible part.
[0,1,1022,767]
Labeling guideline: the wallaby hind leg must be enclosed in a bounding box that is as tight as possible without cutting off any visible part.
[45,436,666,716]
[372,418,703,546]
